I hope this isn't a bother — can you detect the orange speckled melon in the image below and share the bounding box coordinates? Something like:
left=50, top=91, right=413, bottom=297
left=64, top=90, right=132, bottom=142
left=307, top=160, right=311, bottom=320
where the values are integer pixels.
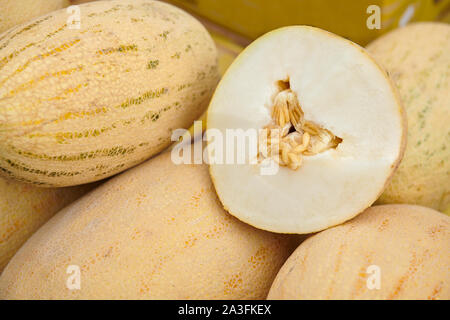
left=0, top=0, right=219, bottom=187
left=268, top=204, right=450, bottom=300
left=0, top=177, right=94, bottom=273
left=0, top=145, right=300, bottom=299
left=367, top=23, right=450, bottom=211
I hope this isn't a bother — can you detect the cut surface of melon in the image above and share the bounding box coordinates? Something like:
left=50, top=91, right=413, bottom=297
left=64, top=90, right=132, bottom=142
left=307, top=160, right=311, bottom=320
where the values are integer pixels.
left=207, top=26, right=406, bottom=234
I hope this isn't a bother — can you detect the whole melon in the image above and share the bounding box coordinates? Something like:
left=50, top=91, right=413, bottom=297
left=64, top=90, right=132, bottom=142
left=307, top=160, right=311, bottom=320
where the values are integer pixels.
left=0, top=177, right=94, bottom=273
left=268, top=204, right=450, bottom=300
left=0, top=0, right=219, bottom=187
left=0, top=0, right=70, bottom=34
left=366, top=23, right=450, bottom=211
left=0, top=145, right=299, bottom=299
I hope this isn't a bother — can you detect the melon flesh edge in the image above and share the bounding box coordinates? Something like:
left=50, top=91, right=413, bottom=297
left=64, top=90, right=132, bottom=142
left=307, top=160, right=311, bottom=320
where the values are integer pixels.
left=207, top=26, right=405, bottom=234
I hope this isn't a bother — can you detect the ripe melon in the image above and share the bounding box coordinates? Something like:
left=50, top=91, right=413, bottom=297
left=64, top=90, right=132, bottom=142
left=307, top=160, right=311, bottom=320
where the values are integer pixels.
left=0, top=0, right=219, bottom=187
left=367, top=23, right=450, bottom=212
left=0, top=0, right=70, bottom=34
left=0, top=145, right=300, bottom=299
left=0, top=177, right=94, bottom=273
left=267, top=204, right=450, bottom=300
left=207, top=26, right=406, bottom=234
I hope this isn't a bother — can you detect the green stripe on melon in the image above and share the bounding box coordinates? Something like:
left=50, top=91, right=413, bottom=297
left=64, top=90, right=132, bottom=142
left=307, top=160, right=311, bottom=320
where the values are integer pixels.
left=0, top=0, right=219, bottom=187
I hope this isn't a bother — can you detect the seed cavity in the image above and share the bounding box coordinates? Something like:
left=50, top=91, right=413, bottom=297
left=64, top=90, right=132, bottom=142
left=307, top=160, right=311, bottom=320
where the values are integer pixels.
left=258, top=80, right=342, bottom=170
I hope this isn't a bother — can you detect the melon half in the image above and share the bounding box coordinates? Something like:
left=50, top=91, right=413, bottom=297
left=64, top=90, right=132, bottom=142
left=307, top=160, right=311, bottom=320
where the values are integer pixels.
left=206, top=26, right=406, bottom=234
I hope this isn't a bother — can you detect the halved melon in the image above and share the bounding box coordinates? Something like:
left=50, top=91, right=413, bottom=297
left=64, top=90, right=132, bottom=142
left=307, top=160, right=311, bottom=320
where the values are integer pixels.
left=206, top=26, right=406, bottom=234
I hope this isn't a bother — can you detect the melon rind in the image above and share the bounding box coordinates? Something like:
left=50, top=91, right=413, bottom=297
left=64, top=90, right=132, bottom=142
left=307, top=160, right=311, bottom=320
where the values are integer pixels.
left=367, top=22, right=450, bottom=212
left=268, top=204, right=450, bottom=300
left=0, top=146, right=299, bottom=299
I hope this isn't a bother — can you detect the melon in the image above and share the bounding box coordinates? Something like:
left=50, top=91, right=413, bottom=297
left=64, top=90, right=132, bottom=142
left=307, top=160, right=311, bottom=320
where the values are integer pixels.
left=268, top=204, right=450, bottom=300
left=0, top=0, right=219, bottom=187
left=367, top=22, right=450, bottom=212
left=0, top=177, right=94, bottom=273
left=0, top=144, right=300, bottom=299
left=206, top=26, right=406, bottom=234
left=0, top=0, right=69, bottom=34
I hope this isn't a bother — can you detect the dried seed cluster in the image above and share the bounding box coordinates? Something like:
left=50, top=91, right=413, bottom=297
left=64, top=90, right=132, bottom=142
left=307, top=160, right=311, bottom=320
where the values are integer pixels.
left=258, top=89, right=341, bottom=170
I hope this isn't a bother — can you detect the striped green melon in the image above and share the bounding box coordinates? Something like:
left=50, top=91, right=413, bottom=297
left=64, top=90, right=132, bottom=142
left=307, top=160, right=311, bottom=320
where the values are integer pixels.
left=0, top=0, right=219, bottom=187
left=0, top=0, right=70, bottom=34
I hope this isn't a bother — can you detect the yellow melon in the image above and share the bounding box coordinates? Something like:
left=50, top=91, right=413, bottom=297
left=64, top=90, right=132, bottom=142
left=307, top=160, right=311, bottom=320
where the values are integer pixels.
left=0, top=177, right=94, bottom=273
left=0, top=0, right=219, bottom=187
left=367, top=22, right=450, bottom=211
left=0, top=145, right=300, bottom=299
left=268, top=204, right=449, bottom=300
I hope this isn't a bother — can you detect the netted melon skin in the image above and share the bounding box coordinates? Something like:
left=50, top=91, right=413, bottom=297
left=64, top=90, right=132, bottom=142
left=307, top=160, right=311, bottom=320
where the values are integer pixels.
left=268, top=204, right=450, bottom=300
left=367, top=23, right=450, bottom=212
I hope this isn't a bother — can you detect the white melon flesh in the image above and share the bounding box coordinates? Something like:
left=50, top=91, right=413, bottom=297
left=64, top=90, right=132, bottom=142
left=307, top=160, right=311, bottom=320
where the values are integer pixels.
left=207, top=26, right=406, bottom=234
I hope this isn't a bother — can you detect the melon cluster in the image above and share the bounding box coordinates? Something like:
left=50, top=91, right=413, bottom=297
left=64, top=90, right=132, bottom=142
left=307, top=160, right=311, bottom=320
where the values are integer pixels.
left=0, top=0, right=448, bottom=300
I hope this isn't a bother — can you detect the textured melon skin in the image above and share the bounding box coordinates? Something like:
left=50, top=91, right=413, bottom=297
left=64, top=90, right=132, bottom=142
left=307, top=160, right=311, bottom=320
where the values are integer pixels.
left=0, top=0, right=70, bottom=34
left=0, top=177, right=95, bottom=273
left=0, top=147, right=300, bottom=299
left=268, top=204, right=450, bottom=300
left=367, top=23, right=450, bottom=212
left=0, top=0, right=219, bottom=187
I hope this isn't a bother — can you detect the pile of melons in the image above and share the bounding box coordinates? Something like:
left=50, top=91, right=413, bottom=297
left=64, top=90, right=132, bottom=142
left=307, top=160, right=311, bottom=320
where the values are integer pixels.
left=0, top=0, right=447, bottom=300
